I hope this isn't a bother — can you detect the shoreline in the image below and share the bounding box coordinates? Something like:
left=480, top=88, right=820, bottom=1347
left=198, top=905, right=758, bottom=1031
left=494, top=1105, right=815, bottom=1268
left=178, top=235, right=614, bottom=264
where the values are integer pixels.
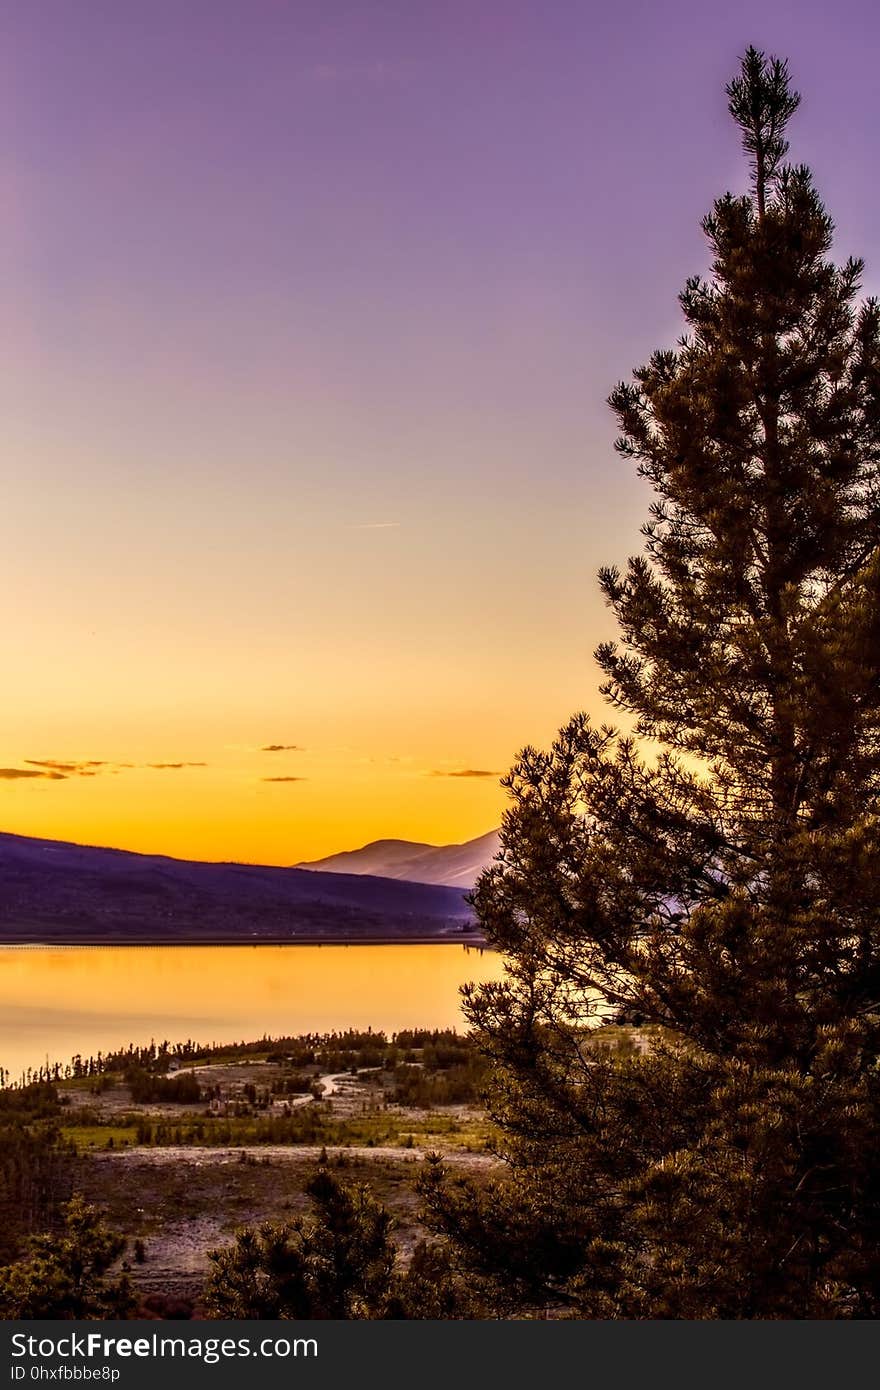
left=0, top=934, right=490, bottom=949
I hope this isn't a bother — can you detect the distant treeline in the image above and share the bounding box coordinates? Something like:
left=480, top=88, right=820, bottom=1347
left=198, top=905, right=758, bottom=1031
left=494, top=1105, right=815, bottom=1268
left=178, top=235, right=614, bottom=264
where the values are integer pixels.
left=1, top=1028, right=475, bottom=1090
left=124, top=1107, right=477, bottom=1149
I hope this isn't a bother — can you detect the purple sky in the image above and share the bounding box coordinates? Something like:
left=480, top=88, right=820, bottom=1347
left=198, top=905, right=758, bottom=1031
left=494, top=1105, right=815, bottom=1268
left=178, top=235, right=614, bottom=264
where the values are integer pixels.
left=1, top=0, right=878, bottom=862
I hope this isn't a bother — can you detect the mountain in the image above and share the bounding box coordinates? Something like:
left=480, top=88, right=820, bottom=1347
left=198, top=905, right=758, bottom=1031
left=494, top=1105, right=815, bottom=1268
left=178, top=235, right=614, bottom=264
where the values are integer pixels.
left=297, top=829, right=501, bottom=889
left=0, top=832, right=477, bottom=944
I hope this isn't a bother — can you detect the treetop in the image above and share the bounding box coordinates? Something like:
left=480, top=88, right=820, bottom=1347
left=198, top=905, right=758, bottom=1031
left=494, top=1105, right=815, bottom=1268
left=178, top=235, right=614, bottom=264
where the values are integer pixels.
left=726, top=46, right=802, bottom=216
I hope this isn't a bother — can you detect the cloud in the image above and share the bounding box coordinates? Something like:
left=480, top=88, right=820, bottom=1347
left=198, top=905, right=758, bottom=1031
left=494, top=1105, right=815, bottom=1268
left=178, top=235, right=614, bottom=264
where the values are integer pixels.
left=261, top=745, right=303, bottom=753
left=6, top=756, right=209, bottom=781
left=25, top=759, right=108, bottom=777
left=429, top=768, right=500, bottom=779
left=0, top=767, right=67, bottom=781
left=262, top=776, right=308, bottom=783
left=147, top=763, right=207, bottom=770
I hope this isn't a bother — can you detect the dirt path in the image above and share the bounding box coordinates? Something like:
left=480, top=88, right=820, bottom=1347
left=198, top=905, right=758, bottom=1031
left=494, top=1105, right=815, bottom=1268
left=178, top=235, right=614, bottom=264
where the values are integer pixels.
left=289, top=1071, right=349, bottom=1105
left=90, top=1142, right=495, bottom=1170
left=164, top=1063, right=389, bottom=1107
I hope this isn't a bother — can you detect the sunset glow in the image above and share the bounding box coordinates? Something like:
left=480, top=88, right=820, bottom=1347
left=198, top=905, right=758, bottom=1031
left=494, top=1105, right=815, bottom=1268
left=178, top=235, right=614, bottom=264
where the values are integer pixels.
left=3, top=1, right=876, bottom=864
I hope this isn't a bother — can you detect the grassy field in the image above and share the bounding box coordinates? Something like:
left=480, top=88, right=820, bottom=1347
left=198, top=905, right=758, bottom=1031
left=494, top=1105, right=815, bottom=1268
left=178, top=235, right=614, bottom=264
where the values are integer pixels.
left=60, top=1124, right=140, bottom=1151
left=61, top=1109, right=493, bottom=1153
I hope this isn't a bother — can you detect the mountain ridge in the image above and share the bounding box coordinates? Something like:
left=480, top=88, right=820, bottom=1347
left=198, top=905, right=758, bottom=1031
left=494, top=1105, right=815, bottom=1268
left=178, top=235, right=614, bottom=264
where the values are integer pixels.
left=0, top=831, right=478, bottom=944
left=297, top=829, right=501, bottom=889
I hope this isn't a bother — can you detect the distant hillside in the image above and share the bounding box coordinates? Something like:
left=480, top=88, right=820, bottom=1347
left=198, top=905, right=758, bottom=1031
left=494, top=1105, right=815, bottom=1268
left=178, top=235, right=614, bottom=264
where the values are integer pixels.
left=0, top=832, right=477, bottom=944
left=297, top=829, right=501, bottom=889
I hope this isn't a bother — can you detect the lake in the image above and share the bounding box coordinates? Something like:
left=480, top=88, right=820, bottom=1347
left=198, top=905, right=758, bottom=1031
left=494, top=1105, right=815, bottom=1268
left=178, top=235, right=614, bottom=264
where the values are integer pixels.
left=0, top=943, right=507, bottom=1081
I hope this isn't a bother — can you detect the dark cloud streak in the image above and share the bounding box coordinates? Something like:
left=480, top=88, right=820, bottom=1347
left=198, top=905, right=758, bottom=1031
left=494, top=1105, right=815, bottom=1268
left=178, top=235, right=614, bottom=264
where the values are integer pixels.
left=25, top=759, right=108, bottom=776
left=0, top=767, right=66, bottom=781
left=429, top=768, right=500, bottom=779
left=147, top=763, right=207, bottom=770
left=11, top=758, right=209, bottom=779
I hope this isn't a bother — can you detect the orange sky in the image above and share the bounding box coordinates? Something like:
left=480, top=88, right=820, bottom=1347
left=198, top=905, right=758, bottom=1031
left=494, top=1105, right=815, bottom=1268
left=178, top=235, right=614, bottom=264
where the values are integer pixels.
left=0, top=537, right=624, bottom=863
left=1, top=434, right=636, bottom=862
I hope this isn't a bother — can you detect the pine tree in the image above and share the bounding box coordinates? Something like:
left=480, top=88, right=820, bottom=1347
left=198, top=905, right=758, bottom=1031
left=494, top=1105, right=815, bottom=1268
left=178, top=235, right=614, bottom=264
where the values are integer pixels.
left=0, top=1196, right=134, bottom=1319
left=205, top=1165, right=396, bottom=1319
left=422, top=48, right=880, bottom=1319
left=204, top=1163, right=472, bottom=1319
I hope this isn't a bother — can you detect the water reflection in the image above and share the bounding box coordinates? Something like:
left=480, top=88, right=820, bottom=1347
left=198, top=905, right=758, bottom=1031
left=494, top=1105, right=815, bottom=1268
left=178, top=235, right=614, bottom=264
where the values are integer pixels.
left=0, top=943, right=505, bottom=1080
